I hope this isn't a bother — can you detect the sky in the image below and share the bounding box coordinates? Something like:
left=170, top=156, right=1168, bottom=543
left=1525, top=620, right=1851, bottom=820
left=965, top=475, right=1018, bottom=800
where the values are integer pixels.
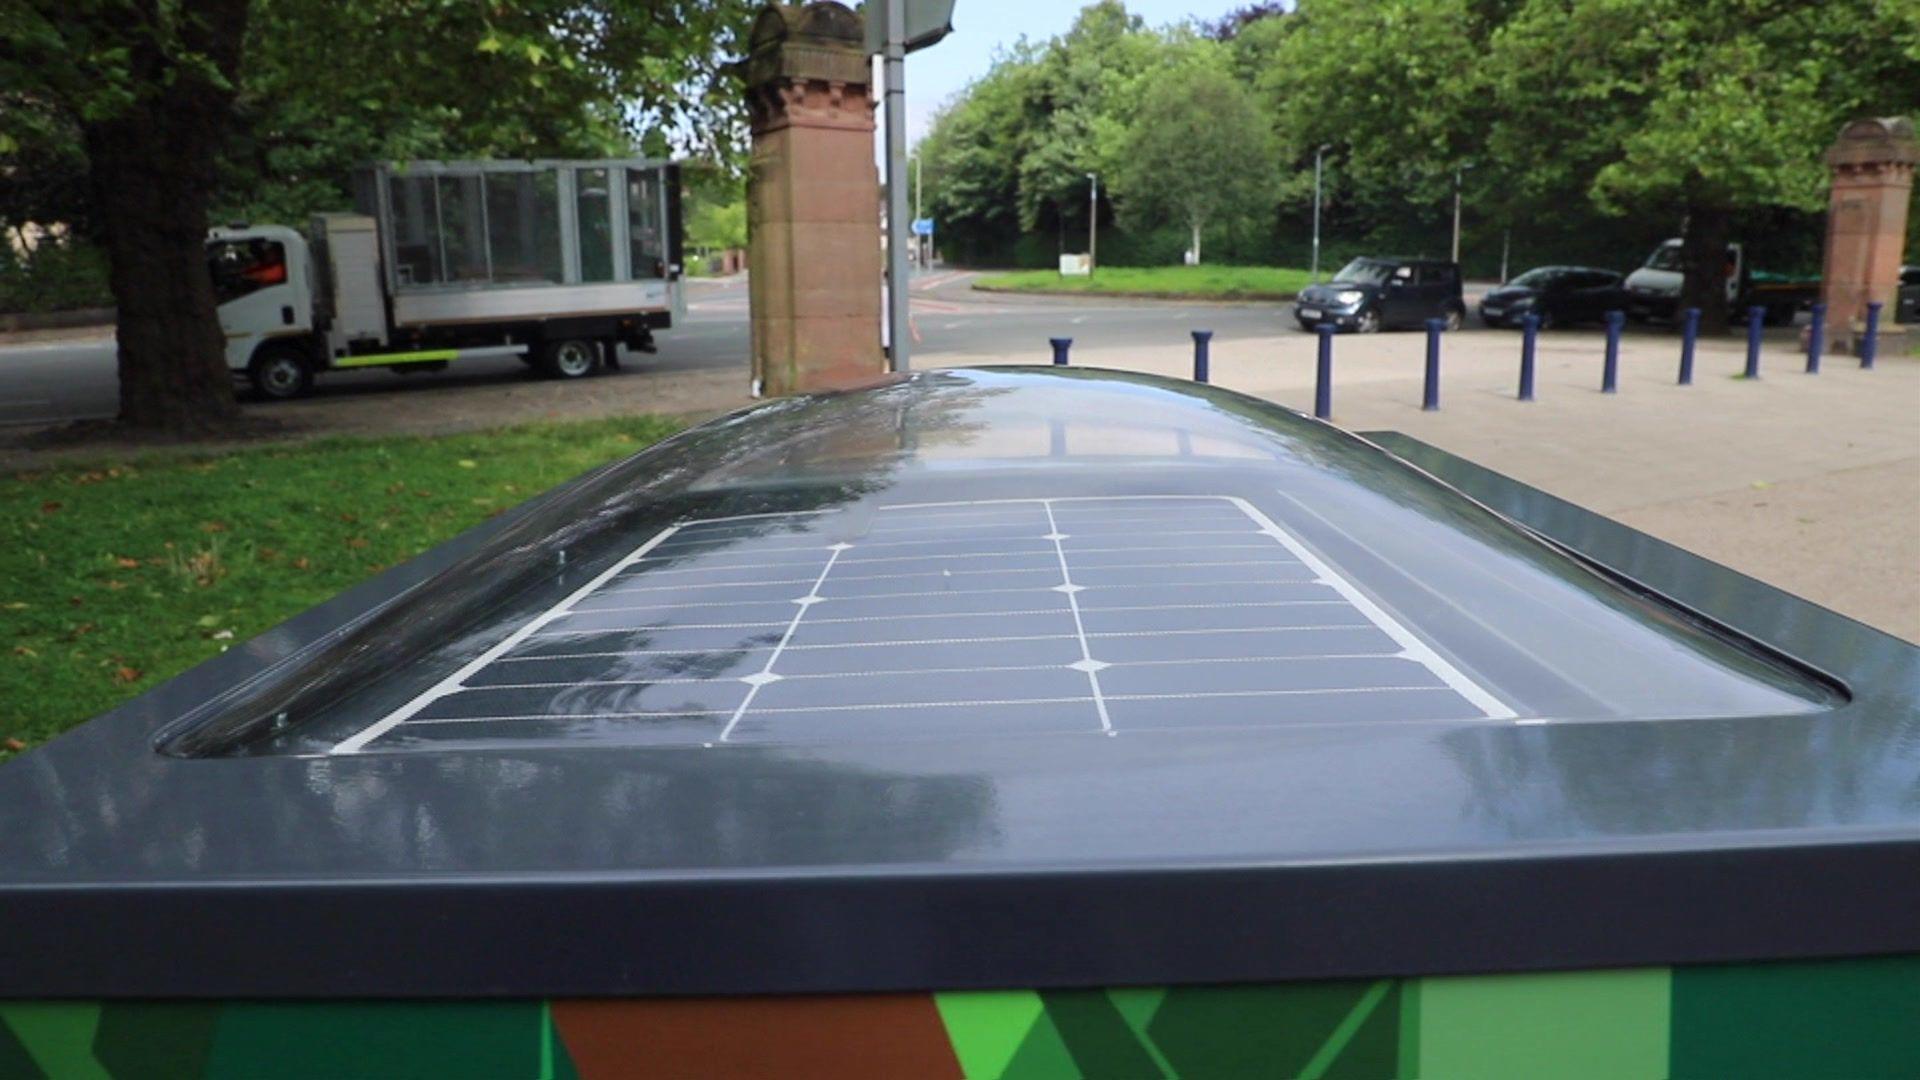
left=891, top=0, right=1256, bottom=147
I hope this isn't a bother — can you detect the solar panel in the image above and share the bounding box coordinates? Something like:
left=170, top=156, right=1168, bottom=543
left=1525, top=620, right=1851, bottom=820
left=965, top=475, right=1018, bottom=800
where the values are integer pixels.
left=334, top=496, right=1513, bottom=754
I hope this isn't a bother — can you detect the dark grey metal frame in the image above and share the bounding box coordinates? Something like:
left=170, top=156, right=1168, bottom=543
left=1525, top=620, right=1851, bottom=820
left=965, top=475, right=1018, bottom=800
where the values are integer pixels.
left=0, top=413, right=1913, bottom=999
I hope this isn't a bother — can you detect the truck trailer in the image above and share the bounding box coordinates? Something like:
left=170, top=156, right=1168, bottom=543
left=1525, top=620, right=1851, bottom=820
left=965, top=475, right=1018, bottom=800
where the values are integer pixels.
left=207, top=159, right=684, bottom=399
left=1621, top=238, right=1819, bottom=326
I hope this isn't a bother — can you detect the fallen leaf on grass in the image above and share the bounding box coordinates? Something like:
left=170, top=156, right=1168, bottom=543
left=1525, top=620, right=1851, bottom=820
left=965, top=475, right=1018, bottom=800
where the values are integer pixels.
left=457, top=459, right=478, bottom=469
left=40, top=501, right=61, bottom=514
left=3, top=738, right=24, bottom=752
left=212, top=629, right=234, bottom=641
left=200, top=521, right=229, bottom=533
left=3, top=602, right=27, bottom=610
left=114, top=556, right=141, bottom=569
left=345, top=537, right=369, bottom=550
left=292, top=557, right=311, bottom=570
left=12, top=646, right=37, bottom=658
left=113, top=665, right=142, bottom=683
left=338, top=512, right=359, bottom=524
left=195, top=614, right=221, bottom=628
left=104, top=580, right=126, bottom=591
left=257, top=547, right=280, bottom=562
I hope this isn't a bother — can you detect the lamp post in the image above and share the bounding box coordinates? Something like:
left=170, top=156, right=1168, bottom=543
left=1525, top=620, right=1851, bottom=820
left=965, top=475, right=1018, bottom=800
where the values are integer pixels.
left=1087, top=172, right=1098, bottom=272
left=1450, top=163, right=1473, bottom=265
left=882, top=0, right=910, bottom=372
left=913, top=153, right=923, bottom=270
left=1312, top=144, right=1330, bottom=282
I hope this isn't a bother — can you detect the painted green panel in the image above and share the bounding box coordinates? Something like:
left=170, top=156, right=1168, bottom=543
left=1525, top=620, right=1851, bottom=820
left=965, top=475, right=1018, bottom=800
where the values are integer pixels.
left=1041, top=990, right=1166, bottom=1079
left=0, top=1004, right=106, bottom=1080
left=1104, top=988, right=1167, bottom=1043
left=1147, top=981, right=1383, bottom=1079
left=1415, top=968, right=1669, bottom=1080
left=0, top=1017, right=47, bottom=1080
left=1670, top=954, right=1920, bottom=1079
left=92, top=1003, right=220, bottom=1079
left=1313, top=982, right=1399, bottom=1080
left=937, top=991, right=1047, bottom=1080
left=203, top=1002, right=543, bottom=1080
left=998, top=1011, right=1082, bottom=1080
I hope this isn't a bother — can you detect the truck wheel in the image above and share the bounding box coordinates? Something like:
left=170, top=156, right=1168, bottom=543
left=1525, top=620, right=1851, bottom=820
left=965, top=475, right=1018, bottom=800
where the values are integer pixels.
left=248, top=344, right=314, bottom=401
left=541, top=339, right=600, bottom=379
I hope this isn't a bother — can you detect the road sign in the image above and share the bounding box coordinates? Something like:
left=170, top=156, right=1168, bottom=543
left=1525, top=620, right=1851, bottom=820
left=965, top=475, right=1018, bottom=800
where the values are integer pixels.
left=864, top=0, right=955, bottom=55
left=912, top=218, right=934, bottom=237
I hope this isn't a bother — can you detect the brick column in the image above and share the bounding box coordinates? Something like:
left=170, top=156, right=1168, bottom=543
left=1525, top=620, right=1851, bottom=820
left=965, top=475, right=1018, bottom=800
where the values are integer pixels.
left=744, top=2, right=886, bottom=396
left=1818, top=117, right=1915, bottom=354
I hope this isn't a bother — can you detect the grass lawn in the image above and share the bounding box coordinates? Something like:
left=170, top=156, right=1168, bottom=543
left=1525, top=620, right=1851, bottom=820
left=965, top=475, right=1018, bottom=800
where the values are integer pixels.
left=0, top=415, right=684, bottom=759
left=973, top=265, right=1314, bottom=300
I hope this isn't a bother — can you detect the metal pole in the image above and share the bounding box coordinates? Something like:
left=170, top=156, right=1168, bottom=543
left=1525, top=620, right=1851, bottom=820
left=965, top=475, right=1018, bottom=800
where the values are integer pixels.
left=1450, top=166, right=1462, bottom=265
left=1423, top=318, right=1443, bottom=410
left=1602, top=310, right=1623, bottom=393
left=883, top=0, right=911, bottom=372
left=1312, top=146, right=1325, bottom=282
left=1499, top=228, right=1511, bottom=284
left=1087, top=173, right=1098, bottom=272
left=1679, top=307, right=1699, bottom=385
left=1191, top=330, right=1211, bottom=384
left=1314, top=324, right=1334, bottom=420
left=1805, top=302, right=1825, bottom=374
left=1862, top=301, right=1882, bottom=369
left=1050, top=337, right=1072, bottom=366
left=1744, top=305, right=1764, bottom=379
left=1518, top=314, right=1538, bottom=400
left=914, top=153, right=923, bottom=270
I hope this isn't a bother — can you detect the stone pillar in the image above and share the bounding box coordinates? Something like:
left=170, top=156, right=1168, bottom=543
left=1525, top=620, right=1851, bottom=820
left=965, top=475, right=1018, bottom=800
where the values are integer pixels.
left=1818, top=117, right=1916, bottom=354
left=743, top=2, right=886, bottom=396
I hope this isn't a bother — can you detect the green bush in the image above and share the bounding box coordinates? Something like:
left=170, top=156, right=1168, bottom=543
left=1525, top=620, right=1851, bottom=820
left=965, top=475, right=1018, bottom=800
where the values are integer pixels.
left=0, top=240, right=113, bottom=314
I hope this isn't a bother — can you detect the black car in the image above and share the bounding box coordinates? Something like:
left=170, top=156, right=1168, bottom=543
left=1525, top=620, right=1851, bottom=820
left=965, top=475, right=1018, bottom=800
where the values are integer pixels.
left=1294, top=257, right=1465, bottom=332
left=1478, top=266, right=1625, bottom=329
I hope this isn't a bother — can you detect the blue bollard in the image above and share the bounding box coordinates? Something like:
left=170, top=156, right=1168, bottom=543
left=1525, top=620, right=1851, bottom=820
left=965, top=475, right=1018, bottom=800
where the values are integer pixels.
left=1423, top=318, right=1443, bottom=411
left=1602, top=310, right=1624, bottom=393
left=1518, top=314, right=1538, bottom=401
left=1862, top=301, right=1882, bottom=369
left=1314, top=324, right=1334, bottom=420
left=1806, top=302, right=1825, bottom=374
left=1744, top=306, right=1765, bottom=378
left=1191, top=329, right=1212, bottom=384
left=1049, top=337, right=1072, bottom=366
left=1679, top=307, right=1700, bottom=385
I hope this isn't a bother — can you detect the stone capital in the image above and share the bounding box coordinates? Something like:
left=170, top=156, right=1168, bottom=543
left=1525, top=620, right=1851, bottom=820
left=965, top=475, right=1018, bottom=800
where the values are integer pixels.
left=744, top=3, right=872, bottom=135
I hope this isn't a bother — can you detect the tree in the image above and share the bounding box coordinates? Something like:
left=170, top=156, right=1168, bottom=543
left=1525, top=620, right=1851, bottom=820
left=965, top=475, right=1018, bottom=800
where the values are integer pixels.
left=1113, top=60, right=1276, bottom=263
left=1, top=0, right=754, bottom=434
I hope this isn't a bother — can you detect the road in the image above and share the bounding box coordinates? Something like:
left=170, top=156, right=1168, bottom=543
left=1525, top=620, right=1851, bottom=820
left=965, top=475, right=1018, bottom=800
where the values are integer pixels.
left=0, top=271, right=1492, bottom=427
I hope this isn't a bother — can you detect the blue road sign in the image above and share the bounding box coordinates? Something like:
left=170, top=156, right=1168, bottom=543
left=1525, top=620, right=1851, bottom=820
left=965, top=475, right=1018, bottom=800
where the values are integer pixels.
left=912, top=218, right=935, bottom=237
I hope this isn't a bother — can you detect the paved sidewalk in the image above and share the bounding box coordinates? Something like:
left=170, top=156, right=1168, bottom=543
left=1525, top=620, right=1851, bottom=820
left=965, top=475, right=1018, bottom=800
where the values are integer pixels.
left=932, top=329, right=1920, bottom=642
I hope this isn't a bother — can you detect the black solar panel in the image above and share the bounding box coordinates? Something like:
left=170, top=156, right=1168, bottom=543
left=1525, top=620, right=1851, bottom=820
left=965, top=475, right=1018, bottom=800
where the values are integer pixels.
left=335, top=496, right=1512, bottom=753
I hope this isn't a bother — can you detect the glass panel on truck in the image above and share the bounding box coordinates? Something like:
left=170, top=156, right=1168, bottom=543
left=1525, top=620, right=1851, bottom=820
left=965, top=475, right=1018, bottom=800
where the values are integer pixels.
left=387, top=175, right=444, bottom=286
left=484, top=172, right=564, bottom=285
left=627, top=169, right=664, bottom=279
left=576, top=167, right=616, bottom=283
left=208, top=238, right=287, bottom=305
left=436, top=175, right=488, bottom=283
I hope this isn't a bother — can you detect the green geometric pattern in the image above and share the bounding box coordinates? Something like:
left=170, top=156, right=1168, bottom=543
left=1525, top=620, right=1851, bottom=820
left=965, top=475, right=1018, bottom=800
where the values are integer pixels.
left=1, top=954, right=1916, bottom=1078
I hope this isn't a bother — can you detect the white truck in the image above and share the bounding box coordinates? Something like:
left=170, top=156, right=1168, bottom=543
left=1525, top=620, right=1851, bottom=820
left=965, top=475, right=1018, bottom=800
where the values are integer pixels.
left=207, top=159, right=683, bottom=399
left=1621, top=238, right=1818, bottom=327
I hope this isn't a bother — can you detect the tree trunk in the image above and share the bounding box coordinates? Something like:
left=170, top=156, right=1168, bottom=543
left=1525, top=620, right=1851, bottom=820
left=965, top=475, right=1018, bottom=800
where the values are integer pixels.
left=83, top=0, right=250, bottom=434
left=1679, top=202, right=1733, bottom=335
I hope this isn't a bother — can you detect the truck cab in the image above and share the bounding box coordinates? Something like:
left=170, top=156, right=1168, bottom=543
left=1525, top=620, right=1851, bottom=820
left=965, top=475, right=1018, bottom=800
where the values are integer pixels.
left=1622, top=239, right=1742, bottom=323
left=207, top=225, right=318, bottom=395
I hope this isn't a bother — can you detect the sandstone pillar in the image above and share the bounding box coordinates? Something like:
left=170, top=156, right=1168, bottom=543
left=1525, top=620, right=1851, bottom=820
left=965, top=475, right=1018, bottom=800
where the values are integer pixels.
left=1818, top=117, right=1915, bottom=354
left=744, top=2, right=886, bottom=396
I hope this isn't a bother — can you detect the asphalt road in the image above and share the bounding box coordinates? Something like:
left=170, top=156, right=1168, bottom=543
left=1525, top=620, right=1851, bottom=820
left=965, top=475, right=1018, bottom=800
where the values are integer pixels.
left=0, top=271, right=1495, bottom=428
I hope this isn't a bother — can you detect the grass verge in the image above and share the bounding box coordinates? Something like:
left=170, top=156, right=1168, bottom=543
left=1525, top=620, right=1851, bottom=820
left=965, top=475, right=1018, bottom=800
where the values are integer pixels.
left=0, top=415, right=683, bottom=758
left=973, top=265, right=1313, bottom=300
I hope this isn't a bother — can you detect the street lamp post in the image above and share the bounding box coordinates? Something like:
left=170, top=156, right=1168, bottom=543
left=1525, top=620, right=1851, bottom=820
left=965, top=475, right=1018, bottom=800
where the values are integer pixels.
left=882, top=0, right=910, bottom=372
left=913, top=153, right=923, bottom=269
left=1087, top=172, right=1098, bottom=272
left=1450, top=164, right=1473, bottom=265
left=1312, top=144, right=1331, bottom=282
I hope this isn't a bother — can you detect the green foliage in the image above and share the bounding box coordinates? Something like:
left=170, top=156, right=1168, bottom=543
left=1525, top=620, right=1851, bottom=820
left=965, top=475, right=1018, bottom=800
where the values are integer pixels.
left=0, top=414, right=684, bottom=757
left=0, top=239, right=111, bottom=314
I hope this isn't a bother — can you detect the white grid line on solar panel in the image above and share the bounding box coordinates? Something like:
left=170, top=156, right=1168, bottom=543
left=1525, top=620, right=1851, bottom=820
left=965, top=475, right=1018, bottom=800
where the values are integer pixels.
left=330, top=522, right=691, bottom=754
left=464, top=651, right=1409, bottom=690
left=857, top=513, right=1244, bottom=537
left=542, top=598, right=1347, bottom=622
left=717, top=543, right=846, bottom=742
left=590, top=565, right=1310, bottom=595
left=403, top=684, right=1456, bottom=726
left=874, top=495, right=1232, bottom=511
left=531, top=614, right=1369, bottom=643
left=497, top=624, right=1382, bottom=662
left=1044, top=500, right=1111, bottom=733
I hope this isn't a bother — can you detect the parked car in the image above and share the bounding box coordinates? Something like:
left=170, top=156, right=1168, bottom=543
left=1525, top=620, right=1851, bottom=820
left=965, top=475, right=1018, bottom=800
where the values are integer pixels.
left=1294, top=257, right=1465, bottom=333
left=1478, top=266, right=1625, bottom=329
left=1898, top=265, right=1918, bottom=324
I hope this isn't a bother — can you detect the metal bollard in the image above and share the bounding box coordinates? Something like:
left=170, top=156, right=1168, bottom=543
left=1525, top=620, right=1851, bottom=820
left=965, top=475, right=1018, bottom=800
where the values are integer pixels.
left=1744, top=306, right=1765, bottom=378
left=1518, top=314, right=1538, bottom=401
left=1806, top=303, right=1825, bottom=374
left=1602, top=310, right=1624, bottom=393
left=1863, top=301, right=1882, bottom=369
left=1049, top=337, right=1072, bottom=366
left=1314, top=324, right=1334, bottom=420
left=1191, top=329, right=1212, bottom=384
left=1679, top=307, right=1700, bottom=385
left=1422, top=318, right=1443, bottom=411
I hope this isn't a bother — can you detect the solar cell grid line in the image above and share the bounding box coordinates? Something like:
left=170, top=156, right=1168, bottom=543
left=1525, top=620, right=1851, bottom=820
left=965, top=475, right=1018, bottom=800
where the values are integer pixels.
left=713, top=541, right=849, bottom=743
left=330, top=522, right=686, bottom=754
left=1043, top=500, right=1114, bottom=734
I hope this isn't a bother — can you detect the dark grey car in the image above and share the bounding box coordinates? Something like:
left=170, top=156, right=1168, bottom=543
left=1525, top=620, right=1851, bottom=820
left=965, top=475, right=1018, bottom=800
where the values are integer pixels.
left=1294, top=257, right=1466, bottom=333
